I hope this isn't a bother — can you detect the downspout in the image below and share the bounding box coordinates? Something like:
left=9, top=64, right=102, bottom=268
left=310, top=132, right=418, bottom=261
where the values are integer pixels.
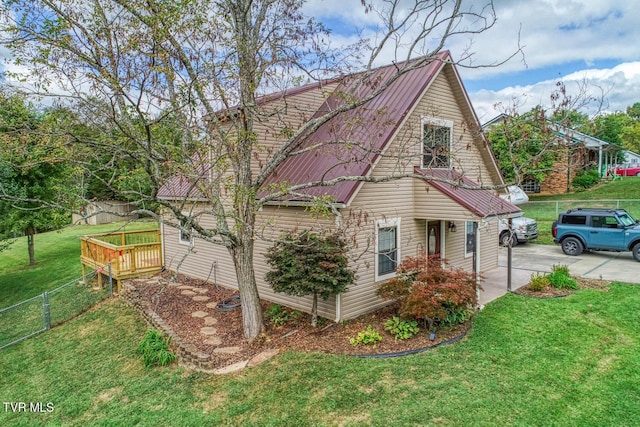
left=333, top=207, right=343, bottom=323
left=473, top=221, right=480, bottom=286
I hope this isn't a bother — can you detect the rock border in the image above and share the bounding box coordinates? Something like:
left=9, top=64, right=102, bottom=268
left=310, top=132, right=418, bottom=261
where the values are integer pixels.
left=121, top=281, right=278, bottom=374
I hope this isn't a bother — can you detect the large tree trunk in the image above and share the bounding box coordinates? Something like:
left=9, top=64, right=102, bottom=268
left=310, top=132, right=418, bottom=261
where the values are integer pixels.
left=231, top=227, right=264, bottom=341
left=26, top=226, right=36, bottom=266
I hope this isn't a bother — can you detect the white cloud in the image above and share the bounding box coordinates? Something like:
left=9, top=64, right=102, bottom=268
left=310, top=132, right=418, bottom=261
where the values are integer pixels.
left=470, top=62, right=640, bottom=122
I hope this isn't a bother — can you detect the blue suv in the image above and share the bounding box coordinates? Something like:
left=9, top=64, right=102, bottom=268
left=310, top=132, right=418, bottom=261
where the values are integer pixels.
left=552, top=208, right=640, bottom=262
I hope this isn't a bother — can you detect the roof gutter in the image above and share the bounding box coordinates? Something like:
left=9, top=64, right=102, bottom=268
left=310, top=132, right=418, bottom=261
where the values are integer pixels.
left=263, top=200, right=347, bottom=209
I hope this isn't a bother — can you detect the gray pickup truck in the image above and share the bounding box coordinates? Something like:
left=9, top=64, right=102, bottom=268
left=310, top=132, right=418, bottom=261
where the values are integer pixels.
left=552, top=208, right=640, bottom=261
left=498, top=186, right=538, bottom=247
left=499, top=217, right=538, bottom=247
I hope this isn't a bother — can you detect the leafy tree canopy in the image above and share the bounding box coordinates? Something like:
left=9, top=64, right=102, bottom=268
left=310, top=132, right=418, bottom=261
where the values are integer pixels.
left=0, top=91, right=72, bottom=264
left=485, top=107, right=560, bottom=185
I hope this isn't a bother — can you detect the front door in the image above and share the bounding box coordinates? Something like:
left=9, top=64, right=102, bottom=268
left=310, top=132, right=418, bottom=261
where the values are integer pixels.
left=427, top=221, right=441, bottom=259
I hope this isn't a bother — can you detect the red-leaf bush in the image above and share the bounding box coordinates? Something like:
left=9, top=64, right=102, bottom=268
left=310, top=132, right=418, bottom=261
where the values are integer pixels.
left=377, top=254, right=480, bottom=330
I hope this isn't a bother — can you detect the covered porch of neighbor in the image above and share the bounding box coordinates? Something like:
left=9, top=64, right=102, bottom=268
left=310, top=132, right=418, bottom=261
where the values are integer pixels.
left=80, top=229, right=163, bottom=291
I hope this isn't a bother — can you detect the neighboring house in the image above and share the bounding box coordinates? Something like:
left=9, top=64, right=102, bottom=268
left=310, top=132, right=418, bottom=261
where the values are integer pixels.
left=158, top=52, right=520, bottom=322
left=622, top=150, right=640, bottom=164
left=483, top=114, right=629, bottom=194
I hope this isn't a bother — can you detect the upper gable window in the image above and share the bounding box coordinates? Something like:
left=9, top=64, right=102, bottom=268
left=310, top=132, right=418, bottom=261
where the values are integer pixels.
left=422, top=117, right=453, bottom=169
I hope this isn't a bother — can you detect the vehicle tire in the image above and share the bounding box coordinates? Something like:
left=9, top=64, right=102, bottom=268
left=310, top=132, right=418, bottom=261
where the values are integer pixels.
left=636, top=171, right=640, bottom=177
left=500, top=231, right=518, bottom=247
left=561, top=237, right=583, bottom=256
left=633, top=243, right=640, bottom=262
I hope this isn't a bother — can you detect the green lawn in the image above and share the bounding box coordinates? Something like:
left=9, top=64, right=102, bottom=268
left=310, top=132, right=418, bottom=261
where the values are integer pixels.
left=0, top=221, right=158, bottom=309
left=1, top=285, right=639, bottom=426
left=2, top=186, right=640, bottom=425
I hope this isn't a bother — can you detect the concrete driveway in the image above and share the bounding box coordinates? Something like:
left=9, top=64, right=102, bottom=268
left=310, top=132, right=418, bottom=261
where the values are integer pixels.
left=480, top=244, right=639, bottom=305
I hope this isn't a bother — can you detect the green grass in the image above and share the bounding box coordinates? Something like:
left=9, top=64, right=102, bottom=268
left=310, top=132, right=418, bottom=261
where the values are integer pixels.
left=1, top=199, right=640, bottom=425
left=520, top=179, right=640, bottom=245
left=529, top=177, right=640, bottom=201
left=0, top=221, right=158, bottom=309
left=1, top=285, right=640, bottom=426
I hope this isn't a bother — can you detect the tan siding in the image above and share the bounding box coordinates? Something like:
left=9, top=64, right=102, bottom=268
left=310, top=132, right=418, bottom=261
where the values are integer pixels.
left=478, top=221, right=499, bottom=272
left=338, top=178, right=417, bottom=319
left=338, top=70, right=503, bottom=320
left=250, top=83, right=340, bottom=177
left=162, top=204, right=342, bottom=320
left=162, top=66, right=504, bottom=322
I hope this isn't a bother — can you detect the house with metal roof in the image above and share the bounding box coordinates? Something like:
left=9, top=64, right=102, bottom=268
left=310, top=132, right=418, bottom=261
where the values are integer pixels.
left=483, top=114, right=636, bottom=194
left=158, top=52, right=520, bottom=321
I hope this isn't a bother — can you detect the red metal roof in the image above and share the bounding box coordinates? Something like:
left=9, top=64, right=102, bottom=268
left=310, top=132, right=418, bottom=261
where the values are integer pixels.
left=260, top=52, right=451, bottom=204
left=157, top=153, right=209, bottom=200
left=416, top=168, right=521, bottom=218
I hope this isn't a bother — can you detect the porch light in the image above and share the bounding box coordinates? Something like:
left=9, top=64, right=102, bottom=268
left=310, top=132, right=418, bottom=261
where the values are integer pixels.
left=448, top=221, right=457, bottom=232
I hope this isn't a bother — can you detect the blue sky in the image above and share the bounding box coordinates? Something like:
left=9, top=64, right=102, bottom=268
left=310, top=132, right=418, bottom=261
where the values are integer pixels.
left=305, top=0, right=640, bottom=122
left=2, top=1, right=639, bottom=124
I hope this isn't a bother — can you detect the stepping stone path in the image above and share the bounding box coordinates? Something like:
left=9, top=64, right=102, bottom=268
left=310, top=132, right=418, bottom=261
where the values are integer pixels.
left=186, top=289, right=228, bottom=352
left=213, top=346, right=241, bottom=354
left=200, top=327, right=218, bottom=335
left=204, top=337, right=222, bottom=346
left=191, top=311, right=209, bottom=318
left=182, top=284, right=268, bottom=374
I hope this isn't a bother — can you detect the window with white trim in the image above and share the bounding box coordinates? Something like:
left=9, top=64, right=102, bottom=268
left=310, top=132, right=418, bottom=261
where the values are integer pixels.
left=422, top=117, right=453, bottom=169
left=465, top=221, right=475, bottom=257
left=376, top=218, right=400, bottom=280
left=179, top=218, right=193, bottom=245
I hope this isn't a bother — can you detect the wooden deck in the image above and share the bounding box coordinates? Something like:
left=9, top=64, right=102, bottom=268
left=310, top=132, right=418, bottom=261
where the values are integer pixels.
left=80, top=229, right=162, bottom=291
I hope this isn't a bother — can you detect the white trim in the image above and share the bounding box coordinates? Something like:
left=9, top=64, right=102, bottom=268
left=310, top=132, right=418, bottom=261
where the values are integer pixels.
left=178, top=214, right=194, bottom=246
left=475, top=223, right=481, bottom=284
left=421, top=116, right=454, bottom=169
left=421, top=116, right=454, bottom=128
left=375, top=217, right=401, bottom=282
left=440, top=220, right=446, bottom=261
left=464, top=220, right=474, bottom=258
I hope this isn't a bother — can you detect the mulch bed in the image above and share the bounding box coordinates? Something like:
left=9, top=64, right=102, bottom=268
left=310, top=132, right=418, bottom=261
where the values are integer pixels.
left=130, top=272, right=472, bottom=369
left=130, top=273, right=612, bottom=370
left=512, top=276, right=611, bottom=298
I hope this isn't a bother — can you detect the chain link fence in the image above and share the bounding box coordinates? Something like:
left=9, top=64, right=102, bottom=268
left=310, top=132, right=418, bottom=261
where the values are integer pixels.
left=0, top=266, right=113, bottom=350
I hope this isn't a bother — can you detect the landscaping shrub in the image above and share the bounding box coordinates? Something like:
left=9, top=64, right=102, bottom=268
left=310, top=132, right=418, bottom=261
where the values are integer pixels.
left=264, top=304, right=298, bottom=326
left=137, top=329, right=177, bottom=367
left=572, top=168, right=600, bottom=190
left=548, top=264, right=579, bottom=290
left=384, top=316, right=419, bottom=340
left=377, top=254, right=479, bottom=331
left=349, top=325, right=382, bottom=346
left=265, top=230, right=355, bottom=327
left=529, top=272, right=551, bottom=291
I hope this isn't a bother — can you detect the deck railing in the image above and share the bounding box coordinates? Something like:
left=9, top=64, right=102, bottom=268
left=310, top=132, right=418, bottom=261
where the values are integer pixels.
left=80, top=229, right=162, bottom=290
